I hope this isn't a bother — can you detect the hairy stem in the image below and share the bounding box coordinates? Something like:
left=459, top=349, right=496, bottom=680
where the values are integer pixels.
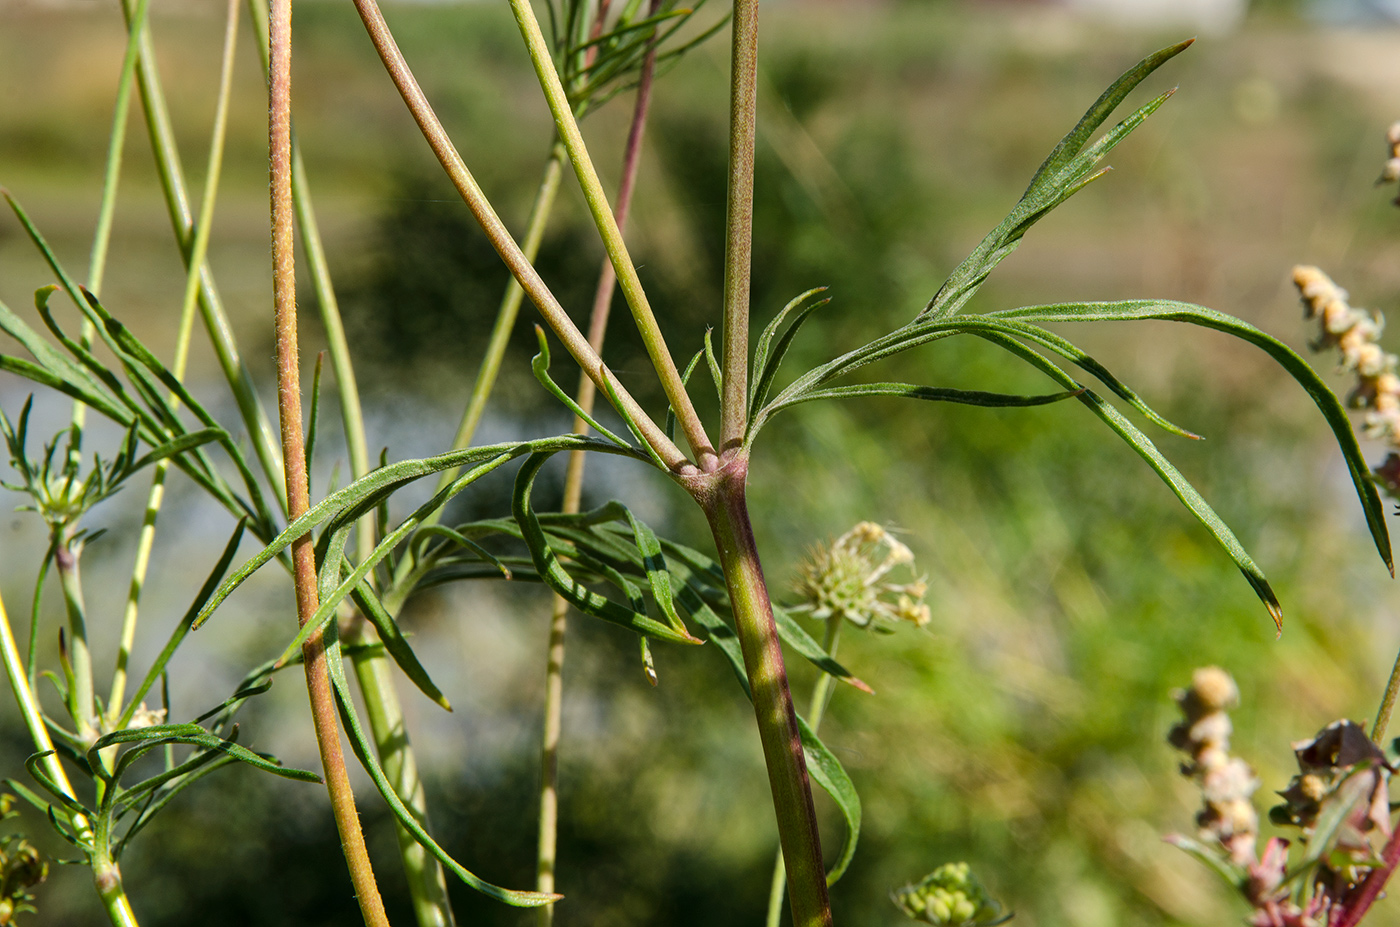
left=269, top=2, right=388, bottom=923
left=350, top=0, right=689, bottom=471
left=248, top=3, right=452, bottom=918
left=536, top=25, right=661, bottom=920
left=765, top=616, right=841, bottom=927
left=694, top=462, right=831, bottom=927
left=719, top=0, right=758, bottom=453
left=506, top=0, right=715, bottom=470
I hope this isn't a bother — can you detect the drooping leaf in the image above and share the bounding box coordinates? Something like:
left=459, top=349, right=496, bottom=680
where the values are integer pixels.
left=991, top=298, right=1392, bottom=574
left=976, top=329, right=1284, bottom=631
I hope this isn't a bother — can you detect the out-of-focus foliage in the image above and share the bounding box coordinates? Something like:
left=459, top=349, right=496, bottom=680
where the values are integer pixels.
left=4, top=2, right=1400, bottom=926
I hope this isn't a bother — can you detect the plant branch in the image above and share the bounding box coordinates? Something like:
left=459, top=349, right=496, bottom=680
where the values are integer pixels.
left=436, top=141, right=566, bottom=494
left=719, top=0, right=758, bottom=453
left=349, top=0, right=690, bottom=472
left=694, top=462, right=831, bottom=927
left=1371, top=646, right=1400, bottom=744
left=268, top=3, right=388, bottom=923
left=537, top=22, right=661, bottom=921
left=114, top=0, right=287, bottom=506
left=506, top=0, right=716, bottom=470
left=109, top=0, right=240, bottom=724
left=765, top=615, right=841, bottom=927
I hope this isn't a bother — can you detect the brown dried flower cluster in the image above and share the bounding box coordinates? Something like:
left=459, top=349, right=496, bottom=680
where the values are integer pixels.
left=1168, top=666, right=1260, bottom=865
left=1380, top=121, right=1400, bottom=206
left=1292, top=265, right=1400, bottom=494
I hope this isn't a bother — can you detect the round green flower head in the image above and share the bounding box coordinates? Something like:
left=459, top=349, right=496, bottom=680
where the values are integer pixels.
left=892, top=862, right=1010, bottom=927
left=791, top=522, right=930, bottom=630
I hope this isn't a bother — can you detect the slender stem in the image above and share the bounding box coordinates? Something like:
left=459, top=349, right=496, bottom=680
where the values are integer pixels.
left=115, top=0, right=287, bottom=506
left=68, top=0, right=153, bottom=472
left=1335, top=822, right=1400, bottom=927
left=1371, top=644, right=1400, bottom=744
left=506, top=0, right=716, bottom=470
left=694, top=462, right=831, bottom=927
left=244, top=4, right=451, bottom=921
left=93, top=853, right=141, bottom=927
left=719, top=0, right=758, bottom=453
left=765, top=616, right=841, bottom=927
left=350, top=0, right=689, bottom=472
left=0, top=588, right=85, bottom=806
left=435, top=142, right=566, bottom=495
left=109, top=0, right=240, bottom=724
left=54, top=539, right=97, bottom=743
left=88, top=0, right=152, bottom=299
left=536, top=28, right=662, bottom=921
left=353, top=650, right=456, bottom=927
left=4, top=585, right=139, bottom=925
left=269, top=2, right=388, bottom=923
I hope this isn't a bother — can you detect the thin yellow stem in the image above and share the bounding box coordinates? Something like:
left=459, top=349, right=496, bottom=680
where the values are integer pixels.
left=108, top=0, right=240, bottom=724
left=506, top=0, right=716, bottom=470
left=350, top=0, right=690, bottom=473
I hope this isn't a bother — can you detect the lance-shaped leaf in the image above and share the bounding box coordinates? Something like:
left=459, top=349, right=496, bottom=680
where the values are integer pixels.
left=748, top=288, right=830, bottom=424
left=976, top=329, right=1284, bottom=631
left=796, top=714, right=861, bottom=885
left=87, top=723, right=320, bottom=786
left=513, top=451, right=700, bottom=644
left=990, top=298, right=1393, bottom=574
left=194, top=436, right=646, bottom=628
left=921, top=40, right=1190, bottom=321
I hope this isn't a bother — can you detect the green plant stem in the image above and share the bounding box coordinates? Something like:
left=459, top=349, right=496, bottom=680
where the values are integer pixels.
left=108, top=0, right=240, bottom=725
left=436, top=141, right=566, bottom=495
left=248, top=3, right=450, bottom=917
left=765, top=616, right=841, bottom=927
left=536, top=30, right=661, bottom=920
left=114, top=0, right=287, bottom=506
left=506, top=0, right=716, bottom=470
left=3, top=586, right=140, bottom=926
left=268, top=1, right=388, bottom=922
left=1371, top=645, right=1400, bottom=743
left=54, top=539, right=97, bottom=744
left=350, top=0, right=689, bottom=472
left=692, top=461, right=831, bottom=927
left=67, top=0, right=153, bottom=472
left=353, top=650, right=456, bottom=927
left=718, top=0, right=758, bottom=453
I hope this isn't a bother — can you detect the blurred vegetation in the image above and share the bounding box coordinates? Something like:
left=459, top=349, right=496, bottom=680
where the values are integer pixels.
left=3, top=1, right=1400, bottom=926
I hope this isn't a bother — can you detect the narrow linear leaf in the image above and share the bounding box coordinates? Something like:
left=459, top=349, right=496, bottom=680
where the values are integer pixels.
left=531, top=326, right=630, bottom=447
left=991, top=299, right=1393, bottom=574
left=977, top=330, right=1284, bottom=631
left=766, top=382, right=1079, bottom=415
left=513, top=452, right=700, bottom=644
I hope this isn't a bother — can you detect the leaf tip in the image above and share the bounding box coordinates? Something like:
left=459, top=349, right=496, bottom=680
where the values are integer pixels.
left=846, top=676, right=875, bottom=695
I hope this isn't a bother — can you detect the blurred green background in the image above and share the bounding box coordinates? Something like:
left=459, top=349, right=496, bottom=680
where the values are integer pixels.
left=3, top=0, right=1400, bottom=924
